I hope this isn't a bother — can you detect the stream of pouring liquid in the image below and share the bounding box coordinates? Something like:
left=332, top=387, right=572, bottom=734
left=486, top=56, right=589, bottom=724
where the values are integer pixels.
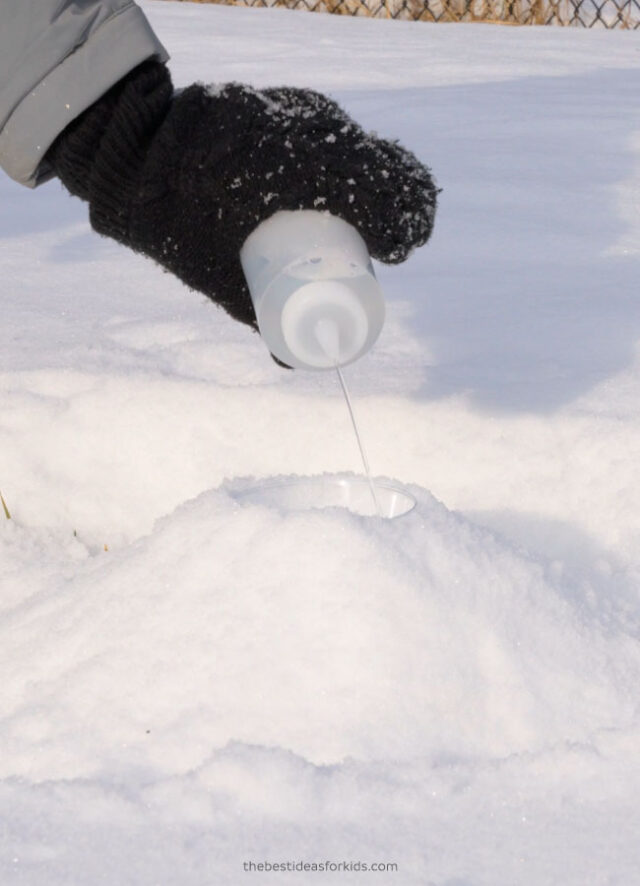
left=315, top=319, right=382, bottom=517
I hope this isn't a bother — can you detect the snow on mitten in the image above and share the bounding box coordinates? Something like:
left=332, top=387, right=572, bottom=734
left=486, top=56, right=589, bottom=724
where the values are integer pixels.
left=48, top=60, right=438, bottom=331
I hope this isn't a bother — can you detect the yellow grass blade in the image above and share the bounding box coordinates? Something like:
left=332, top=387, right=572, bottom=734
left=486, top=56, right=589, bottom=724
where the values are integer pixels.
left=0, top=491, right=11, bottom=520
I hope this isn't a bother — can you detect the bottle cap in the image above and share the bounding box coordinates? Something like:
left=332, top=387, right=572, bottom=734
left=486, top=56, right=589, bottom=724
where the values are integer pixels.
left=280, top=281, right=369, bottom=369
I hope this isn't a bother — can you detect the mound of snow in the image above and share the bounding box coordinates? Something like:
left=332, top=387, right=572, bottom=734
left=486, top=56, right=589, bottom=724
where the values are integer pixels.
left=2, top=475, right=638, bottom=782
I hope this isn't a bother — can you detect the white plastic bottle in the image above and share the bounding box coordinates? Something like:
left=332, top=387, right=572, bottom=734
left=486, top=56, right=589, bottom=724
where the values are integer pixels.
left=240, top=210, right=385, bottom=370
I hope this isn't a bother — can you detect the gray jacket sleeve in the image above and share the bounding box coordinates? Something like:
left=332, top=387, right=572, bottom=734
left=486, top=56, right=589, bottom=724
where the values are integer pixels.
left=0, top=1, right=168, bottom=188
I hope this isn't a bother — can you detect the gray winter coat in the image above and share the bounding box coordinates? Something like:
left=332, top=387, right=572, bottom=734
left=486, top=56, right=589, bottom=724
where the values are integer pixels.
left=0, top=0, right=168, bottom=187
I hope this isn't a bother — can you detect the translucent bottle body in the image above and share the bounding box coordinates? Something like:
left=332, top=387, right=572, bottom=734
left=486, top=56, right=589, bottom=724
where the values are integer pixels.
left=240, top=210, right=385, bottom=370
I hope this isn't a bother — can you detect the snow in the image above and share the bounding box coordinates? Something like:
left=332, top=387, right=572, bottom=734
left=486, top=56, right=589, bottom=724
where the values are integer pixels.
left=1, top=2, right=640, bottom=883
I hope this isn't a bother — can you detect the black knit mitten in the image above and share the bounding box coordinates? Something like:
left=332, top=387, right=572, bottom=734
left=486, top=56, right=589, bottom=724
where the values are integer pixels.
left=48, top=61, right=438, bottom=331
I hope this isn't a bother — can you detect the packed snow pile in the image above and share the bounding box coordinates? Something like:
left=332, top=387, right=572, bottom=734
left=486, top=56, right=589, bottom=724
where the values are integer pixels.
left=1, top=2, right=640, bottom=884
left=3, top=477, right=638, bottom=785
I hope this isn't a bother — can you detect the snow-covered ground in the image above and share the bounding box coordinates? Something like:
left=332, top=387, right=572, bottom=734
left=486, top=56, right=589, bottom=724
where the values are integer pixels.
left=2, top=3, right=640, bottom=883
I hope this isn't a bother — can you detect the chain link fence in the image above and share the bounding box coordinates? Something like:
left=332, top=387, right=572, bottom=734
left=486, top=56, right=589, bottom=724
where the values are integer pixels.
left=175, top=0, right=640, bottom=27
